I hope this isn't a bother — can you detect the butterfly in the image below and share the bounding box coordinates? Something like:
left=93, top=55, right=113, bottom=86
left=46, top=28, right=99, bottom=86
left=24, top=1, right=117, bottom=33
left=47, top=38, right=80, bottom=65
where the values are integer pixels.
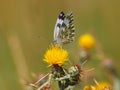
left=53, top=11, right=75, bottom=45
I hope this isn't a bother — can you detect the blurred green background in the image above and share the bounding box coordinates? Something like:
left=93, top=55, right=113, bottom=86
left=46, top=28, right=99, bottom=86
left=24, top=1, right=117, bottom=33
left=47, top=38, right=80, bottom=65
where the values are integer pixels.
left=0, top=0, right=120, bottom=90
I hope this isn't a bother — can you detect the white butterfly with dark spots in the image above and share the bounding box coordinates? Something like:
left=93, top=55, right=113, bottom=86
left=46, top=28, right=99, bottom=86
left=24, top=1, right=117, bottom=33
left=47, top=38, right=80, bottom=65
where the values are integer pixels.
left=53, top=11, right=75, bottom=45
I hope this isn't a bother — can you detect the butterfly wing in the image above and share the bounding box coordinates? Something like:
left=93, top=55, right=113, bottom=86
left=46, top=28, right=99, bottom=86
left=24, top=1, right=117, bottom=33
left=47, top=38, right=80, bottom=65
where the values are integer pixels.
left=53, top=11, right=75, bottom=45
left=60, top=12, right=75, bottom=44
left=53, top=11, right=65, bottom=44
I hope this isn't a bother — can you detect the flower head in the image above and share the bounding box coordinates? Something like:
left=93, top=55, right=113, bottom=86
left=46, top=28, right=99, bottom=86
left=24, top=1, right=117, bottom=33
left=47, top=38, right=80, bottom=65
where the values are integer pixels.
left=96, top=82, right=112, bottom=90
left=83, top=85, right=96, bottom=90
left=44, top=45, right=68, bottom=66
left=78, top=34, right=95, bottom=50
left=83, top=82, right=112, bottom=90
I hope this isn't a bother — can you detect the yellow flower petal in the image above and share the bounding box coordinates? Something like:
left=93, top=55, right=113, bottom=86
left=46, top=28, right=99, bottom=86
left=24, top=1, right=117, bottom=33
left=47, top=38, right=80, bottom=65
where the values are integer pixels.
left=83, top=85, right=96, bottom=90
left=96, top=82, right=112, bottom=90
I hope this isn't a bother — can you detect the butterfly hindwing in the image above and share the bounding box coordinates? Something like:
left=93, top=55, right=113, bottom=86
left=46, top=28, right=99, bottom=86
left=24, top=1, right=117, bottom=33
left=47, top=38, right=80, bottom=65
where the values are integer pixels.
left=61, top=12, right=75, bottom=44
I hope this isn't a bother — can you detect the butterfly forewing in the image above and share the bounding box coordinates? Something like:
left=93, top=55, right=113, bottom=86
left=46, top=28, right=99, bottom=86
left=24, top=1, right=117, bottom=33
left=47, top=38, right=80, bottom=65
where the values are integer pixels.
left=53, top=12, right=65, bottom=44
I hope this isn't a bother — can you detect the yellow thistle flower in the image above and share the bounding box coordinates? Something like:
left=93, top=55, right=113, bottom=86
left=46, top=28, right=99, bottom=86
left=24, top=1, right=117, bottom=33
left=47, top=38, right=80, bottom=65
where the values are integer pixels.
left=96, top=82, right=112, bottom=90
left=83, top=85, right=96, bottom=90
left=78, top=34, right=95, bottom=50
left=83, top=82, right=112, bottom=90
left=44, top=45, right=68, bottom=66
